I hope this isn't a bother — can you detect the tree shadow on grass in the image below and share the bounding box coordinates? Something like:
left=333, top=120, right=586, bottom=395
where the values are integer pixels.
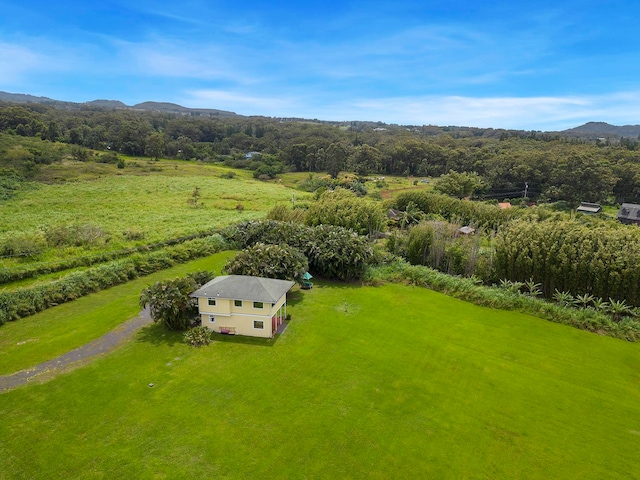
left=135, top=322, right=184, bottom=347
left=212, top=333, right=278, bottom=347
left=287, top=288, right=306, bottom=307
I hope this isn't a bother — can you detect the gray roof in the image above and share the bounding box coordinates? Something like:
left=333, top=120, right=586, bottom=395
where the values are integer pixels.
left=190, top=275, right=295, bottom=303
left=577, top=202, right=602, bottom=213
left=618, top=203, right=640, bottom=221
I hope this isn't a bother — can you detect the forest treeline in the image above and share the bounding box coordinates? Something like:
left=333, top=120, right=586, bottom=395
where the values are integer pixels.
left=2, top=102, right=640, bottom=205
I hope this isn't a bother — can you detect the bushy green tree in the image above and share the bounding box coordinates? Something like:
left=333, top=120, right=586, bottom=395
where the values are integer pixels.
left=139, top=271, right=214, bottom=330
left=222, top=220, right=374, bottom=281
left=224, top=243, right=308, bottom=283
left=433, top=170, right=485, bottom=198
left=307, top=224, right=373, bottom=281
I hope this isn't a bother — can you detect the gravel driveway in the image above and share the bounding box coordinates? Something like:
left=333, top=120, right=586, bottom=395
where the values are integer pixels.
left=0, top=307, right=152, bottom=393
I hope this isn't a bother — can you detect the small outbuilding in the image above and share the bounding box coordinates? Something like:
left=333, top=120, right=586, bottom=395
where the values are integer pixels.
left=457, top=226, right=475, bottom=235
left=618, top=203, right=640, bottom=226
left=190, top=275, right=295, bottom=338
left=577, top=202, right=602, bottom=214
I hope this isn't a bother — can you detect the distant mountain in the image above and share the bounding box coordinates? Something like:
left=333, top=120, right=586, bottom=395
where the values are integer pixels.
left=0, top=91, right=238, bottom=118
left=562, top=121, right=640, bottom=138
left=85, top=99, right=129, bottom=109
left=131, top=101, right=237, bottom=117
left=0, top=91, right=60, bottom=104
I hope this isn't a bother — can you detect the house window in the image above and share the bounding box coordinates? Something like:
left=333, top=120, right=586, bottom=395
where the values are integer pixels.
left=208, top=298, right=216, bottom=306
left=234, top=300, right=243, bottom=307
left=253, top=320, right=264, bottom=329
left=209, top=315, right=215, bottom=323
left=253, top=301, right=264, bottom=309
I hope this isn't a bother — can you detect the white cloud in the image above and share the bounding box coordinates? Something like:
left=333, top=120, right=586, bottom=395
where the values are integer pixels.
left=0, top=42, right=59, bottom=84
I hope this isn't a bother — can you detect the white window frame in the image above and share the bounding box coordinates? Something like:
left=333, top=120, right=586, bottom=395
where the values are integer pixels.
left=209, top=315, right=215, bottom=323
left=208, top=298, right=216, bottom=306
left=253, top=320, right=264, bottom=329
left=253, top=301, right=264, bottom=309
left=234, top=299, right=243, bottom=307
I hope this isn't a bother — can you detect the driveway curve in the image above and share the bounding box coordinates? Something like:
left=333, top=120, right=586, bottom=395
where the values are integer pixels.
left=0, top=308, right=152, bottom=393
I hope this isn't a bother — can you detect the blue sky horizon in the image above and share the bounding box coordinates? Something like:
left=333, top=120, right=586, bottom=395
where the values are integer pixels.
left=2, top=0, right=640, bottom=131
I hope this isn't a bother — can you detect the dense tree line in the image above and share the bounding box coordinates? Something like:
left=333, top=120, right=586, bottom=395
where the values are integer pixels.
left=3, top=102, right=640, bottom=204
left=494, top=219, right=640, bottom=306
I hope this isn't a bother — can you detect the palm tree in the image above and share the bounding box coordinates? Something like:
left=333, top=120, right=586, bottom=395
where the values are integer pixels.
left=608, top=299, right=632, bottom=322
left=524, top=278, right=542, bottom=297
left=553, top=289, right=574, bottom=307
left=573, top=293, right=595, bottom=309
left=592, top=297, right=609, bottom=313
left=399, top=201, right=423, bottom=230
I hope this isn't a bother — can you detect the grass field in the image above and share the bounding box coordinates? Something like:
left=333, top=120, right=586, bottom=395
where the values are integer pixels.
left=0, top=161, right=310, bottom=270
left=0, top=251, right=235, bottom=375
left=1, top=270, right=639, bottom=479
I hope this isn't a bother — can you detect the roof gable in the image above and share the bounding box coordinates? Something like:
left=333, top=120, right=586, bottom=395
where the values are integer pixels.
left=190, top=275, right=295, bottom=303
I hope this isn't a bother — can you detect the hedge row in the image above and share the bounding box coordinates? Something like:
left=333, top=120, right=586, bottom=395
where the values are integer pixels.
left=0, top=234, right=227, bottom=325
left=0, top=229, right=219, bottom=285
left=366, top=259, right=640, bottom=342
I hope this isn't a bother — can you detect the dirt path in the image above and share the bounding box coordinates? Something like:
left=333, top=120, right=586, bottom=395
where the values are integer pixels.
left=0, top=308, right=152, bottom=393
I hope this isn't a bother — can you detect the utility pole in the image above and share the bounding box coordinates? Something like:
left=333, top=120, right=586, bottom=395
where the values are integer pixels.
left=523, top=182, right=529, bottom=199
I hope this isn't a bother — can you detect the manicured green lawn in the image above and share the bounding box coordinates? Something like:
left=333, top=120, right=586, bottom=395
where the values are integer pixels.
left=0, top=251, right=235, bottom=375
left=1, top=281, right=640, bottom=478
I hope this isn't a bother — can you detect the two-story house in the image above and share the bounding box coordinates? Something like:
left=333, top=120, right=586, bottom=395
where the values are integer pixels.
left=190, top=275, right=295, bottom=338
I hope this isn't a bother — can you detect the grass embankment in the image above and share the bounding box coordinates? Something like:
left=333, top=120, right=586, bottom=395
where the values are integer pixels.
left=0, top=251, right=234, bottom=375
left=1, top=280, right=640, bottom=478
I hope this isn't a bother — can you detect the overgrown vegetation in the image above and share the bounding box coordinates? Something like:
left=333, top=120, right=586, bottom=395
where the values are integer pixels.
left=494, top=219, right=640, bottom=305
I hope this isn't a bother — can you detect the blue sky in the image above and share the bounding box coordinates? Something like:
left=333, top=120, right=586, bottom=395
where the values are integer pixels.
left=1, top=0, right=640, bottom=130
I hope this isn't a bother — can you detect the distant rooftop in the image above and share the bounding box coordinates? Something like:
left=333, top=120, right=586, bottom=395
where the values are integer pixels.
left=577, top=202, right=602, bottom=214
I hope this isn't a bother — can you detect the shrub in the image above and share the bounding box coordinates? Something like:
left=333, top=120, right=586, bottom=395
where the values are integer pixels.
left=266, top=204, right=307, bottom=223
left=305, top=189, right=386, bottom=237
left=44, top=223, right=109, bottom=247
left=1, top=232, right=46, bottom=258
left=184, top=326, right=212, bottom=347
